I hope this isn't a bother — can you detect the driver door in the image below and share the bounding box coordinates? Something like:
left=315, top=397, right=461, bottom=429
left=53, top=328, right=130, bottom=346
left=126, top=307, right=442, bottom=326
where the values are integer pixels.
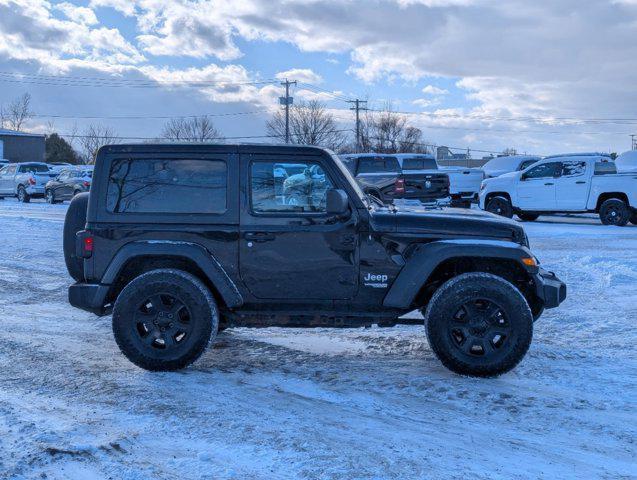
left=516, top=162, right=561, bottom=210
left=239, top=154, right=359, bottom=300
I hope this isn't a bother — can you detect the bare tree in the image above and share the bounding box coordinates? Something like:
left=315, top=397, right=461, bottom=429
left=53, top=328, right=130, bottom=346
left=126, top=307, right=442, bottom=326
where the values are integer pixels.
left=1, top=93, right=34, bottom=131
left=355, top=104, right=432, bottom=154
left=266, top=100, right=347, bottom=151
left=79, top=124, right=120, bottom=164
left=161, top=116, right=222, bottom=142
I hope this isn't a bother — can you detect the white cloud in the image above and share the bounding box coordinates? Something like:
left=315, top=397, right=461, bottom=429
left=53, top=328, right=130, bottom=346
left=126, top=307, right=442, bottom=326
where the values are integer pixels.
left=422, top=85, right=449, bottom=96
left=89, top=0, right=136, bottom=16
left=275, top=68, right=323, bottom=84
left=1, top=0, right=636, bottom=152
left=55, top=2, right=98, bottom=25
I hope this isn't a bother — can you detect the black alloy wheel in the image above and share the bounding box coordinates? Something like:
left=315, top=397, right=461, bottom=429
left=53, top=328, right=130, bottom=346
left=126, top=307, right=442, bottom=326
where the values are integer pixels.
left=448, top=298, right=511, bottom=359
left=133, top=293, right=193, bottom=351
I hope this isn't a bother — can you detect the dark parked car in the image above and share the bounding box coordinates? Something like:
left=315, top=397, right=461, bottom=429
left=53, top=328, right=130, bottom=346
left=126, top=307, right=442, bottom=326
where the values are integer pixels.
left=65, top=143, right=566, bottom=378
left=340, top=153, right=450, bottom=205
left=45, top=167, right=93, bottom=203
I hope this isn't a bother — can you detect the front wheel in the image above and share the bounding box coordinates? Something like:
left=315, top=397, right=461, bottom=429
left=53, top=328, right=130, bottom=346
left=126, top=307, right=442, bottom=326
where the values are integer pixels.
left=424, top=272, right=533, bottom=377
left=517, top=212, right=539, bottom=222
left=112, top=269, right=218, bottom=371
left=46, top=189, right=56, bottom=204
left=17, top=185, right=30, bottom=203
left=485, top=196, right=513, bottom=218
left=599, top=199, right=629, bottom=226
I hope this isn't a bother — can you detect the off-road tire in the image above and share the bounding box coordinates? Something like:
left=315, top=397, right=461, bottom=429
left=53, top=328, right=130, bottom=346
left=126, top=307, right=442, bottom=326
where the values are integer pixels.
left=112, top=269, right=218, bottom=371
left=599, top=198, right=629, bottom=226
left=17, top=185, right=30, bottom=203
left=517, top=212, right=539, bottom=222
left=485, top=196, right=513, bottom=218
left=424, top=272, right=533, bottom=377
left=63, top=192, right=89, bottom=281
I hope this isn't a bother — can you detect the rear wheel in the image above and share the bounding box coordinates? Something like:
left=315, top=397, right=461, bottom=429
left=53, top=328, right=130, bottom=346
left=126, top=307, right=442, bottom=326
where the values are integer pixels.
left=517, top=212, right=539, bottom=222
left=424, top=272, right=533, bottom=377
left=599, top=199, right=629, bottom=226
left=485, top=196, right=513, bottom=218
left=17, top=185, right=30, bottom=203
left=112, top=269, right=218, bottom=371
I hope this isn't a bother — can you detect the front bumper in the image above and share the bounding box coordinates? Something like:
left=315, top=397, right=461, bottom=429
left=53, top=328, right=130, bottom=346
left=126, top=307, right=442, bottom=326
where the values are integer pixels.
left=533, top=268, right=567, bottom=309
left=69, top=282, right=110, bottom=316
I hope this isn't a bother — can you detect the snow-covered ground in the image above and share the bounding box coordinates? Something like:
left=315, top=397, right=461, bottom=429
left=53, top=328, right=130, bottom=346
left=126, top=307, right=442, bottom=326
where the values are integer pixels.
left=0, top=198, right=635, bottom=480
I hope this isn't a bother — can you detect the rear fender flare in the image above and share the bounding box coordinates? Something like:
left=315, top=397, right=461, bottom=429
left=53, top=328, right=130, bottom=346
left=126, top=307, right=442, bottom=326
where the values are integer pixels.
left=383, top=240, right=535, bottom=309
left=102, top=241, right=243, bottom=308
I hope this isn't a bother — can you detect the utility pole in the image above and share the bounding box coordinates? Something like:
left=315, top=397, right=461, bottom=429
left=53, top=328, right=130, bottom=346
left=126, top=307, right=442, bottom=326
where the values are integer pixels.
left=347, top=99, right=367, bottom=152
left=631, top=134, right=636, bottom=150
left=279, top=79, right=296, bottom=143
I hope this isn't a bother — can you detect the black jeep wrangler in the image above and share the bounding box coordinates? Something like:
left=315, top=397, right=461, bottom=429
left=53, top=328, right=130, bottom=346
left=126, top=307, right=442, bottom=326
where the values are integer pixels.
left=65, top=144, right=566, bottom=377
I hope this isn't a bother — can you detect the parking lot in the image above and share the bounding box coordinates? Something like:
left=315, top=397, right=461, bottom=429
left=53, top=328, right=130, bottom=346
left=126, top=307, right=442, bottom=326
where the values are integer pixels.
left=0, top=198, right=635, bottom=480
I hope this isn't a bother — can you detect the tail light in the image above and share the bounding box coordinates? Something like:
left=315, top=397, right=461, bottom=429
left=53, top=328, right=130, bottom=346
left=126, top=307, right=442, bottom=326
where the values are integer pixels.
left=75, top=230, right=94, bottom=259
left=83, top=181, right=90, bottom=188
left=394, top=177, right=405, bottom=195
left=28, top=176, right=36, bottom=185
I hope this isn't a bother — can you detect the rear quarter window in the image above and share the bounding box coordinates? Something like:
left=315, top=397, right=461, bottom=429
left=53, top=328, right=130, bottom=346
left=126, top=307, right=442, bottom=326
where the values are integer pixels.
left=401, top=157, right=437, bottom=170
left=357, top=157, right=400, bottom=174
left=106, top=158, right=227, bottom=214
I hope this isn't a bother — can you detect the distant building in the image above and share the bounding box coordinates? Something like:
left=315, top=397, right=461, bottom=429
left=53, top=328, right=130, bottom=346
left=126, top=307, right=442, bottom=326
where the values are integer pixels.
left=436, top=145, right=489, bottom=168
left=436, top=146, right=469, bottom=161
left=0, top=128, right=46, bottom=163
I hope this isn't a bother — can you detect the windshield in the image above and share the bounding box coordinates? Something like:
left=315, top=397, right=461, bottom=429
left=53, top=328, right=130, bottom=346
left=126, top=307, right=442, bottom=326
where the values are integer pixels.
left=328, top=152, right=369, bottom=207
left=401, top=156, right=437, bottom=170
left=22, top=164, right=50, bottom=173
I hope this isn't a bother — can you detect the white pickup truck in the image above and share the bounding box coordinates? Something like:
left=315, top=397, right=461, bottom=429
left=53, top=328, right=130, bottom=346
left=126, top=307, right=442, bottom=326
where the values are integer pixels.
left=479, top=153, right=637, bottom=226
left=394, top=153, right=484, bottom=207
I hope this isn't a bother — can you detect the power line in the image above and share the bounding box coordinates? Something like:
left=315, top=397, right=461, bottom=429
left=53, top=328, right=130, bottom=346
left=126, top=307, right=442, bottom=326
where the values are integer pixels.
left=56, top=129, right=354, bottom=142
left=31, top=110, right=268, bottom=120
left=0, top=71, right=278, bottom=89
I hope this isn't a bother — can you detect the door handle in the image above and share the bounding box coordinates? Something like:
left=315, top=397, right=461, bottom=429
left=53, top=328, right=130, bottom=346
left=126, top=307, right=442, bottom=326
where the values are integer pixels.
left=575, top=181, right=586, bottom=184
left=544, top=182, right=554, bottom=186
left=244, top=232, right=275, bottom=242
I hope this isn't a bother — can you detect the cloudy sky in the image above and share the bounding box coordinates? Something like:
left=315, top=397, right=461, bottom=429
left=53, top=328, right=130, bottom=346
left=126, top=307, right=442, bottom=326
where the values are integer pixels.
left=0, top=0, right=636, bottom=155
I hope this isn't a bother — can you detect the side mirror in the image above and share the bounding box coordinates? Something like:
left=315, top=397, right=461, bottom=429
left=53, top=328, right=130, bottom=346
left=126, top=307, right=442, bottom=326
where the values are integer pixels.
left=520, top=173, right=528, bottom=181
left=326, top=189, right=349, bottom=215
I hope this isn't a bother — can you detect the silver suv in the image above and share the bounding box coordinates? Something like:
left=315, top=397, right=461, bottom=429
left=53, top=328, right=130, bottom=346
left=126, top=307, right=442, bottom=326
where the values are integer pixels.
left=0, top=162, right=57, bottom=202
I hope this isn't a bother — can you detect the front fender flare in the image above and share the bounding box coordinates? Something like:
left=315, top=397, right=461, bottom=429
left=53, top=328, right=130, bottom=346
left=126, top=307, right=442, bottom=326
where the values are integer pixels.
left=383, top=239, right=535, bottom=309
left=102, top=240, right=243, bottom=308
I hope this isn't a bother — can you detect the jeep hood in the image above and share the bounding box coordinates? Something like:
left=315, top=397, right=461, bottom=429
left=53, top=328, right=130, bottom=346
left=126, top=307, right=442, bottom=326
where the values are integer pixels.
left=369, top=206, right=528, bottom=245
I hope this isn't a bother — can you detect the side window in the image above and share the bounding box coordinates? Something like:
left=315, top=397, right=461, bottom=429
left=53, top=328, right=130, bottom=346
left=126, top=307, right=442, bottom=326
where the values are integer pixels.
left=519, top=159, right=538, bottom=170
left=251, top=161, right=335, bottom=213
left=106, top=158, right=227, bottom=214
left=357, top=157, right=400, bottom=174
left=524, top=162, right=561, bottom=179
left=561, top=161, right=586, bottom=177
left=6, top=165, right=16, bottom=175
left=58, top=171, right=69, bottom=181
left=594, top=161, right=617, bottom=175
